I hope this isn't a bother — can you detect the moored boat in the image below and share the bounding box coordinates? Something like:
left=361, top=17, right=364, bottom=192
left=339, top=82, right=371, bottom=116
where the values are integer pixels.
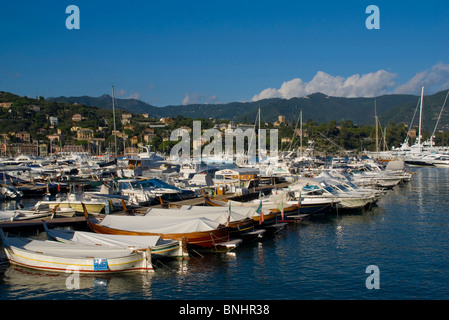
left=35, top=192, right=116, bottom=215
left=82, top=204, right=230, bottom=250
left=43, top=222, right=187, bottom=259
left=146, top=206, right=259, bottom=240
left=203, top=195, right=278, bottom=225
left=0, top=229, right=153, bottom=273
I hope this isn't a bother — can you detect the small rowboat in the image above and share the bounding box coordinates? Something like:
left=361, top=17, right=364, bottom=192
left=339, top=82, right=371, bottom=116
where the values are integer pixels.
left=0, top=204, right=68, bottom=222
left=0, top=229, right=153, bottom=274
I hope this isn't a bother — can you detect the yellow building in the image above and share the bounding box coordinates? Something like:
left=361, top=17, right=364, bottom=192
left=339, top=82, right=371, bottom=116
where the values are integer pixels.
left=77, top=128, right=94, bottom=140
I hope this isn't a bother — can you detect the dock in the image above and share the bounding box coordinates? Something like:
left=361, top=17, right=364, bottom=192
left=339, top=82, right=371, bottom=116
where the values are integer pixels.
left=0, top=216, right=88, bottom=233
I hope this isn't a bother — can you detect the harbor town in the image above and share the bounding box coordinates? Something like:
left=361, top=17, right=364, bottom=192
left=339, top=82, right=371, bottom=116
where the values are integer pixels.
left=1, top=86, right=449, bottom=274
left=3, top=2, right=449, bottom=303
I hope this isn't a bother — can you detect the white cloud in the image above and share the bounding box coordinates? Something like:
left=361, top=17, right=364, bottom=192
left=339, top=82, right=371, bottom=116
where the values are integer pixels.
left=115, top=89, right=127, bottom=96
left=182, top=93, right=218, bottom=105
left=252, top=70, right=397, bottom=101
left=394, top=63, right=449, bottom=95
left=128, top=92, right=141, bottom=100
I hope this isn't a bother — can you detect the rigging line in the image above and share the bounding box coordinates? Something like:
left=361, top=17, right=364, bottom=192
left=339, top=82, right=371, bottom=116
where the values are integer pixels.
left=317, top=131, right=350, bottom=156
left=246, top=108, right=259, bottom=157
left=376, top=117, right=388, bottom=151
left=286, top=107, right=301, bottom=151
left=431, top=90, right=449, bottom=140
left=405, top=97, right=421, bottom=145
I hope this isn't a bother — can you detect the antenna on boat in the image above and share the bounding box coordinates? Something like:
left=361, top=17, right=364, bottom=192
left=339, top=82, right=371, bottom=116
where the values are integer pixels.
left=112, top=85, right=118, bottom=158
left=375, top=99, right=378, bottom=159
left=418, top=86, right=424, bottom=152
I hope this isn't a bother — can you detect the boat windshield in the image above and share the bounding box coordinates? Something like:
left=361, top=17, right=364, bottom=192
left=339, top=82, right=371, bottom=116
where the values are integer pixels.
left=320, top=182, right=338, bottom=195
left=324, top=186, right=338, bottom=195
left=118, top=180, right=155, bottom=189
left=118, top=182, right=132, bottom=190
left=345, top=181, right=358, bottom=189
left=131, top=180, right=155, bottom=188
left=336, top=184, right=348, bottom=191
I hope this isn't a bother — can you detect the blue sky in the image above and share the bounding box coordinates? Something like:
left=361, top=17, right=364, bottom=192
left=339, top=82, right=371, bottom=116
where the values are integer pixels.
left=1, top=0, right=448, bottom=107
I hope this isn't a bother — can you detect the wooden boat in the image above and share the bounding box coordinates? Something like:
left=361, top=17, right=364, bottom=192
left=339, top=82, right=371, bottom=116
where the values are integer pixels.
left=0, top=204, right=70, bottom=222
left=82, top=204, right=230, bottom=249
left=43, top=222, right=187, bottom=259
left=0, top=229, right=153, bottom=273
left=35, top=194, right=115, bottom=214
left=146, top=206, right=260, bottom=240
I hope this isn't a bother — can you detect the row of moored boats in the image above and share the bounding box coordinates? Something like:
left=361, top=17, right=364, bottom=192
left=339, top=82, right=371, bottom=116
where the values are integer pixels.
left=0, top=158, right=413, bottom=274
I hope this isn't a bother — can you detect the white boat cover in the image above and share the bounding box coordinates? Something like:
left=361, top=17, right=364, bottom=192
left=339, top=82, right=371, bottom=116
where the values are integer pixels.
left=98, top=215, right=221, bottom=234
left=180, top=205, right=255, bottom=216
left=0, top=211, right=15, bottom=222
left=146, top=207, right=252, bottom=224
left=228, top=199, right=276, bottom=212
left=4, top=237, right=135, bottom=259
left=47, top=228, right=165, bottom=249
left=385, top=160, right=405, bottom=171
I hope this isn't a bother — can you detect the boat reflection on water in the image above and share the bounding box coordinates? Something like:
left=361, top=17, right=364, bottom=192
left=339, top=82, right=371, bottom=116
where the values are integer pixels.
left=1, top=264, right=156, bottom=299
left=0, top=249, right=243, bottom=299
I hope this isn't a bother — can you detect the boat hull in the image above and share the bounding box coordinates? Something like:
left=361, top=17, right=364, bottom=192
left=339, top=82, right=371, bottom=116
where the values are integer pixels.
left=1, top=237, right=153, bottom=274
left=45, top=227, right=187, bottom=260
left=284, top=202, right=334, bottom=216
left=337, top=197, right=372, bottom=210
left=48, top=202, right=107, bottom=214
left=228, top=218, right=256, bottom=236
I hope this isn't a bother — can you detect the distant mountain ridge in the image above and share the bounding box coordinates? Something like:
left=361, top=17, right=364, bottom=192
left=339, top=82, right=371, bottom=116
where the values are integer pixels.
left=48, top=94, right=162, bottom=115
left=49, top=89, right=449, bottom=132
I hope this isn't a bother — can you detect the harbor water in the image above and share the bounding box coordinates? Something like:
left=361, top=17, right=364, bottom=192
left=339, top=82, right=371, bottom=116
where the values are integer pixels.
left=1, top=167, right=449, bottom=300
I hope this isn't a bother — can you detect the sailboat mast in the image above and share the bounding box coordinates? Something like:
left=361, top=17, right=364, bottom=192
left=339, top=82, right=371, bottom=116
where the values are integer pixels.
left=418, top=86, right=424, bottom=150
left=300, top=109, right=303, bottom=157
left=258, top=108, right=261, bottom=160
left=112, top=85, right=118, bottom=158
left=375, top=100, right=378, bottom=158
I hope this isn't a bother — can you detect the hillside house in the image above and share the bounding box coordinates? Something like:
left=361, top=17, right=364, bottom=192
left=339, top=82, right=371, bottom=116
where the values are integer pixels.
left=0, top=102, right=13, bottom=109
left=15, top=132, right=31, bottom=143
left=121, top=113, right=132, bottom=125
left=77, top=128, right=94, bottom=141
left=72, top=114, right=83, bottom=122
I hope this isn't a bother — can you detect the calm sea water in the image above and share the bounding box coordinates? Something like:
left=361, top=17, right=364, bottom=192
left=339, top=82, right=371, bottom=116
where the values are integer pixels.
left=1, top=167, right=449, bottom=301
